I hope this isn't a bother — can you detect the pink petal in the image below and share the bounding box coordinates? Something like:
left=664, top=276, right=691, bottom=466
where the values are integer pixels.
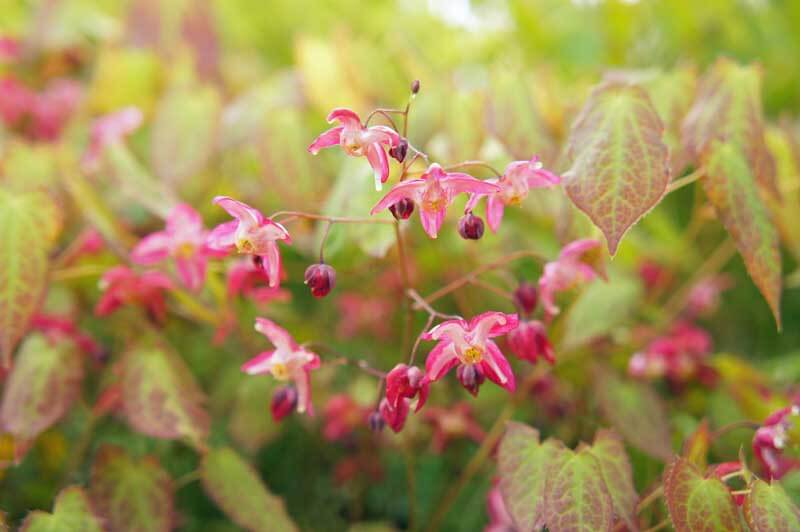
left=213, top=196, right=264, bottom=227
left=140, top=270, right=174, bottom=290
left=294, top=367, right=314, bottom=415
left=370, top=179, right=426, bottom=215
left=369, top=125, right=401, bottom=147
left=469, top=311, right=519, bottom=340
left=464, top=193, right=481, bottom=213
left=206, top=220, right=238, bottom=251
left=486, top=194, right=505, bottom=233
left=176, top=255, right=207, bottom=291
left=130, top=231, right=171, bottom=264
left=82, top=106, right=143, bottom=169
left=424, top=341, right=460, bottom=381
left=241, top=350, right=275, bottom=374
left=326, top=108, right=362, bottom=128
left=166, top=203, right=204, bottom=235
left=366, top=143, right=390, bottom=190
left=441, top=173, right=501, bottom=196
left=308, top=125, right=344, bottom=154
left=254, top=317, right=298, bottom=352
left=423, top=319, right=469, bottom=342
left=559, top=238, right=600, bottom=261
left=419, top=206, right=446, bottom=239
left=262, top=241, right=282, bottom=288
left=527, top=168, right=561, bottom=188
left=481, top=341, right=516, bottom=391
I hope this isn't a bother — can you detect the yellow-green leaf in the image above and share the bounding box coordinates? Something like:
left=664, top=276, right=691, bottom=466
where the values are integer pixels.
left=587, top=430, right=639, bottom=531
left=745, top=479, right=800, bottom=532
left=21, top=486, right=103, bottom=532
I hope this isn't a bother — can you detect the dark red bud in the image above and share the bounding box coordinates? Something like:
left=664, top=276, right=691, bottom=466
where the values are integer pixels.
left=389, top=197, right=415, bottom=220
left=252, top=255, right=264, bottom=269
left=411, top=79, right=420, bottom=95
left=457, top=364, right=485, bottom=397
left=458, top=212, right=484, bottom=240
left=513, top=282, right=538, bottom=315
left=389, top=138, right=409, bottom=163
left=271, top=386, right=298, bottom=421
left=368, top=411, right=385, bottom=432
left=304, top=263, right=336, bottom=298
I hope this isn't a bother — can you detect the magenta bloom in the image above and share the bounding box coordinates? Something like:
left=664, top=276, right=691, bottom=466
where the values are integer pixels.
left=538, top=239, right=601, bottom=318
left=753, top=405, right=800, bottom=479
left=241, top=318, right=320, bottom=416
left=465, top=156, right=561, bottom=232
left=31, top=313, right=102, bottom=359
left=131, top=204, right=218, bottom=291
left=486, top=479, right=517, bottom=532
left=227, top=258, right=290, bottom=304
left=371, top=163, right=500, bottom=238
left=82, top=106, right=143, bottom=170
left=507, top=320, right=555, bottom=365
left=322, top=394, right=370, bottom=442
left=95, top=266, right=173, bottom=323
left=207, top=196, right=291, bottom=288
left=423, top=311, right=519, bottom=394
left=628, top=321, right=713, bottom=385
left=380, top=396, right=410, bottom=433
left=308, top=108, right=401, bottom=190
left=385, top=364, right=429, bottom=412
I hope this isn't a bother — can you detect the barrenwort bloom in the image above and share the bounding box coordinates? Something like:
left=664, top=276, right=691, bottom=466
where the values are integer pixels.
left=271, top=386, right=298, bottom=422
left=512, top=282, right=538, bottom=315
left=371, top=163, right=500, bottom=238
left=423, top=311, right=519, bottom=394
left=457, top=364, right=486, bottom=397
left=380, top=397, right=410, bottom=433
left=82, top=106, right=143, bottom=170
left=628, top=321, right=713, bottom=385
left=308, top=108, right=401, bottom=190
left=304, top=263, right=336, bottom=298
left=241, top=318, right=320, bottom=415
left=131, top=204, right=220, bottom=291
left=207, top=196, right=291, bottom=287
left=95, top=266, right=173, bottom=323
left=385, top=364, right=429, bottom=412
left=458, top=212, right=485, bottom=240
left=389, top=197, right=415, bottom=220
left=538, top=238, right=601, bottom=318
left=507, top=320, right=555, bottom=365
left=753, top=405, right=800, bottom=479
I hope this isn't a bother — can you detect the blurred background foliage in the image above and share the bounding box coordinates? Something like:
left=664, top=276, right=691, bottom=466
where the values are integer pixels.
left=1, top=0, right=800, bottom=530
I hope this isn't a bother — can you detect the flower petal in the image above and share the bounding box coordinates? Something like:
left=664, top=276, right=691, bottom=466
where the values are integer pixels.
left=326, top=108, right=361, bottom=128
left=241, top=350, right=275, bottom=374
left=527, top=168, right=561, bottom=188
left=419, top=206, right=446, bottom=239
left=424, top=341, right=460, bottom=381
left=368, top=125, right=401, bottom=147
left=423, top=318, right=468, bottom=342
left=468, top=311, right=519, bottom=341
left=213, top=196, right=263, bottom=227
left=559, top=238, right=600, bottom=261
left=206, top=220, right=238, bottom=251
left=130, top=231, right=171, bottom=264
left=366, top=143, right=390, bottom=190
left=254, top=317, right=298, bottom=351
left=293, top=367, right=314, bottom=415
left=486, top=194, right=505, bottom=233
left=308, top=125, right=344, bottom=154
left=261, top=240, right=282, bottom=288
left=370, top=179, right=426, bottom=215
left=166, top=203, right=204, bottom=235
left=481, top=341, right=516, bottom=391
left=175, top=255, right=207, bottom=292
left=441, top=173, right=501, bottom=196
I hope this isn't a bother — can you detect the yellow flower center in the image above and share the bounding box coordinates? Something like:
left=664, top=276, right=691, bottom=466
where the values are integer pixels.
left=271, top=363, right=290, bottom=381
left=236, top=238, right=254, bottom=253
left=463, top=345, right=483, bottom=364
left=175, top=242, right=195, bottom=258
left=506, top=194, right=523, bottom=206
left=422, top=197, right=445, bottom=212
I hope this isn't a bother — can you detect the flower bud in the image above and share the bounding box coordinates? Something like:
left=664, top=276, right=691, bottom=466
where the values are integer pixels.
left=508, top=320, right=555, bottom=365
left=458, top=212, right=484, bottom=240
left=457, top=364, right=485, bottom=397
left=389, top=198, right=415, bottom=220
left=252, top=255, right=264, bottom=269
left=410, top=79, right=420, bottom=95
left=389, top=138, right=409, bottom=162
left=271, top=386, right=298, bottom=421
left=513, top=282, right=538, bottom=315
left=368, top=411, right=385, bottom=433
left=304, top=263, right=336, bottom=298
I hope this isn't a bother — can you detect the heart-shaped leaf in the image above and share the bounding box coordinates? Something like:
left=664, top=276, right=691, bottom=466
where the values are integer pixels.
left=89, top=445, right=173, bottom=532
left=682, top=419, right=711, bottom=469
left=0, top=333, right=83, bottom=440
left=587, top=430, right=639, bottom=531
left=201, top=446, right=298, bottom=532
left=21, top=486, right=103, bottom=532
left=120, top=343, right=210, bottom=449
left=664, top=456, right=743, bottom=532
left=744, top=479, right=800, bottom=532
left=563, top=82, right=670, bottom=255
left=704, top=141, right=781, bottom=328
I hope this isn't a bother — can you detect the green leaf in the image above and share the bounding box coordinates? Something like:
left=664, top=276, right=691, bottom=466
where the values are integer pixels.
left=228, top=376, right=280, bottom=453
left=201, top=446, right=298, bottom=532
left=497, top=422, right=566, bottom=531
left=594, top=368, right=672, bottom=461
left=21, top=486, right=103, bottom=532
left=587, top=430, right=639, bottom=531
left=89, top=445, right=174, bottom=532
left=704, top=141, right=782, bottom=328
left=745, top=479, right=800, bottom=531
left=544, top=448, right=615, bottom=532
left=664, top=456, right=743, bottom=532
left=0, top=333, right=83, bottom=440
left=120, top=343, right=210, bottom=449
left=682, top=419, right=711, bottom=469
left=564, top=82, right=670, bottom=255
left=0, top=190, right=60, bottom=367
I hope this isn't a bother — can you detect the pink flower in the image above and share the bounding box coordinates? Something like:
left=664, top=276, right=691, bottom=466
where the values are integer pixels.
left=227, top=258, right=290, bottom=304
left=95, top=266, right=173, bottom=323
left=28, top=79, right=82, bottom=141
left=465, top=156, right=561, bottom=232
left=710, top=461, right=747, bottom=506
left=0, top=77, right=34, bottom=126
left=271, top=386, right=298, bottom=422
left=385, top=364, right=429, bottom=412
left=422, top=402, right=485, bottom=453
left=31, top=313, right=103, bottom=359
left=423, top=311, right=519, bottom=394
left=241, top=318, right=320, bottom=415
left=131, top=204, right=219, bottom=291
left=308, top=108, right=401, bottom=190
left=507, top=320, right=555, bottom=365
left=371, top=163, right=500, bottom=238
left=628, top=321, right=713, bottom=385
left=322, top=394, right=370, bottom=441
left=82, top=106, right=143, bottom=170
left=753, top=405, right=800, bottom=480
left=486, top=479, right=517, bottom=532
left=686, top=274, right=733, bottom=317
left=207, top=196, right=291, bottom=287
left=0, top=37, right=20, bottom=62
left=380, top=397, right=410, bottom=433
left=538, top=239, right=601, bottom=318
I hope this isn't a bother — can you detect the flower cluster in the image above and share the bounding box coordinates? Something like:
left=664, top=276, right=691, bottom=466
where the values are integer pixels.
left=628, top=321, right=715, bottom=387
left=753, top=404, right=800, bottom=479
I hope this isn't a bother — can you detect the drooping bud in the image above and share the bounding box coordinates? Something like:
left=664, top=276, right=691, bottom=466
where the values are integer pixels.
left=271, top=386, right=298, bottom=421
left=513, top=282, right=538, bottom=315
left=252, top=254, right=264, bottom=269
left=385, top=364, right=429, bottom=412
left=368, top=411, right=385, bottom=433
left=304, top=263, right=336, bottom=298
left=507, top=320, right=555, bottom=365
left=389, top=138, right=409, bottom=162
left=389, top=197, right=415, bottom=220
left=410, top=79, right=420, bottom=95
left=380, top=397, right=410, bottom=433
left=458, top=212, right=484, bottom=240
left=457, top=364, right=485, bottom=397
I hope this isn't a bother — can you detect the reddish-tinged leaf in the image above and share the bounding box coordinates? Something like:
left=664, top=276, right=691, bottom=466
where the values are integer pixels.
left=594, top=368, right=673, bottom=461
left=664, top=456, right=743, bottom=532
left=0, top=334, right=83, bottom=440
left=588, top=430, right=639, bottom=531
left=564, top=82, right=670, bottom=255
left=704, top=141, right=782, bottom=328
left=498, top=422, right=566, bottom=531
left=201, top=446, right=298, bottom=532
left=120, top=343, right=210, bottom=449
left=744, top=479, right=800, bottom=531
left=21, top=486, right=103, bottom=532
left=544, top=448, right=615, bottom=532
left=682, top=58, right=778, bottom=199
left=89, top=445, right=173, bottom=532
left=682, top=419, right=711, bottom=469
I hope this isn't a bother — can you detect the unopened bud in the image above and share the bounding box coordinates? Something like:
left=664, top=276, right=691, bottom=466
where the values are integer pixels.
left=368, top=411, right=385, bottom=432
left=410, top=79, right=420, bottom=95
left=389, top=197, right=415, bottom=220
left=458, top=212, right=485, bottom=240
left=513, top=282, right=538, bottom=315
left=271, top=386, right=298, bottom=421
left=304, top=263, right=336, bottom=298
left=389, top=138, right=409, bottom=162
left=252, top=255, right=264, bottom=269
left=457, top=364, right=485, bottom=397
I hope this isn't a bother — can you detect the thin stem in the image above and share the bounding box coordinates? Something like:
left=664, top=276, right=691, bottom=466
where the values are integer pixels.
left=666, top=167, right=705, bottom=194
left=710, top=420, right=760, bottom=441
left=406, top=289, right=461, bottom=320
left=319, top=221, right=333, bottom=263
left=364, top=108, right=404, bottom=129
left=175, top=470, right=201, bottom=490
left=636, top=485, right=663, bottom=514
left=271, top=211, right=395, bottom=225
left=408, top=314, right=435, bottom=365
left=445, top=160, right=503, bottom=177
left=468, top=278, right=514, bottom=300
left=395, top=222, right=414, bottom=355
left=643, top=517, right=671, bottom=532
left=731, top=489, right=751, bottom=496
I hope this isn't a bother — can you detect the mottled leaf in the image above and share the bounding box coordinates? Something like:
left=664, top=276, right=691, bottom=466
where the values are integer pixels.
left=201, top=446, right=298, bottom=532
left=0, top=334, right=83, bottom=439
left=594, top=368, right=672, bottom=460
left=89, top=445, right=173, bottom=532
left=0, top=190, right=60, bottom=367
left=682, top=419, right=711, bottom=469
left=704, top=141, right=782, bottom=328
left=497, top=422, right=566, bottom=531
left=588, top=430, right=639, bottom=531
left=21, top=486, right=103, bottom=532
left=745, top=479, right=800, bottom=532
left=664, top=456, right=743, bottom=532
left=120, top=343, right=210, bottom=449
left=564, top=82, right=670, bottom=255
